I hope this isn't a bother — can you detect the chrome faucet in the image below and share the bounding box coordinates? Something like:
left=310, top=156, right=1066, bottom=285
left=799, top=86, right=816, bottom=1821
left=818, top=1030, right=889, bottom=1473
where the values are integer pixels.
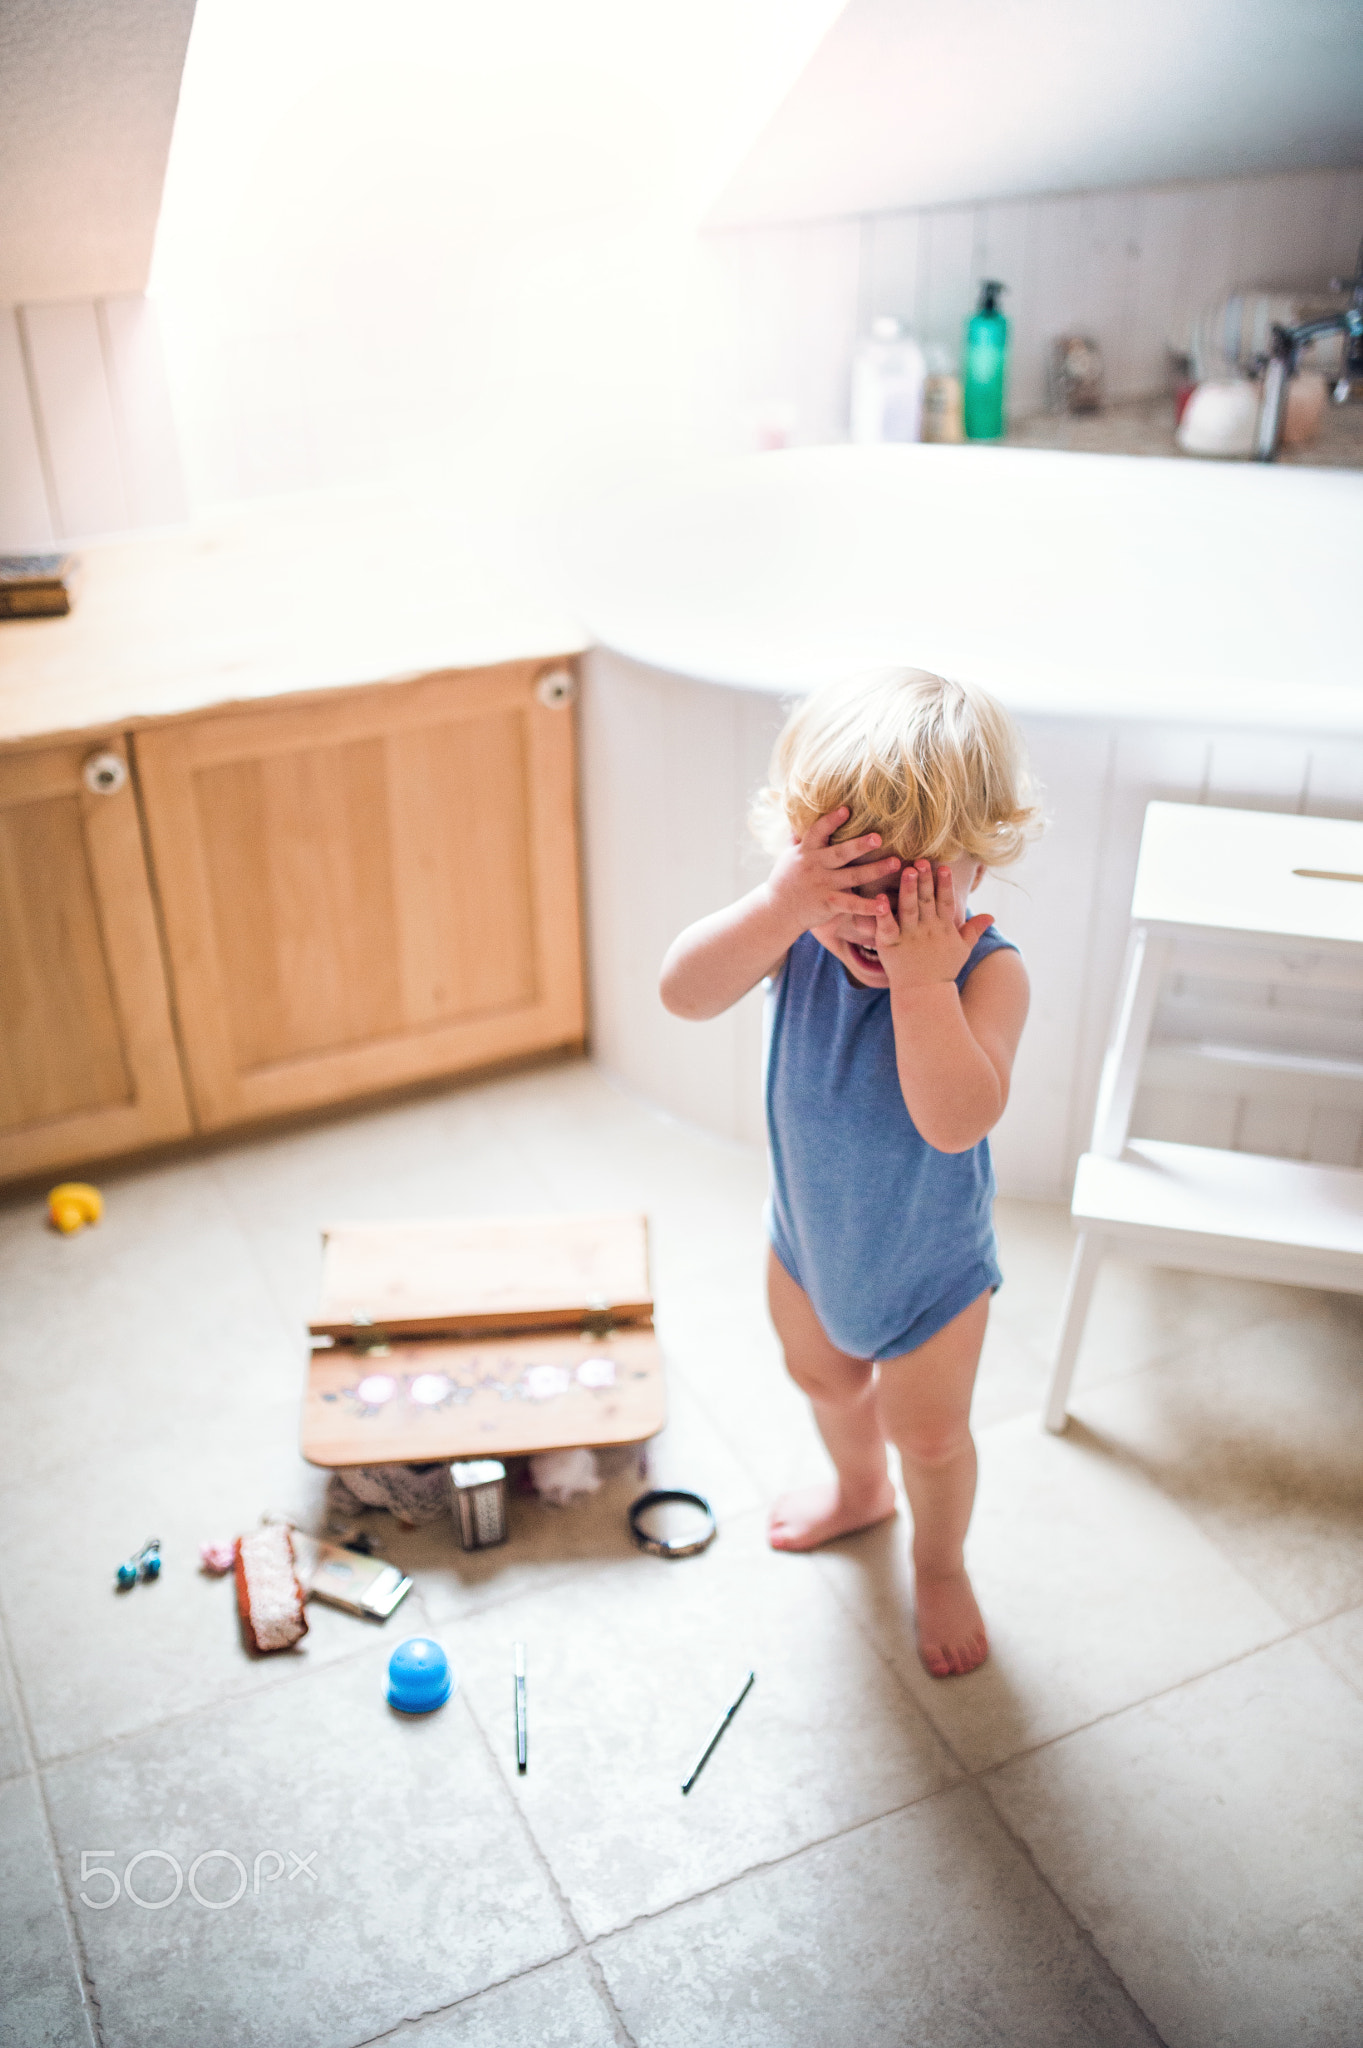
left=1254, top=236, right=1363, bottom=461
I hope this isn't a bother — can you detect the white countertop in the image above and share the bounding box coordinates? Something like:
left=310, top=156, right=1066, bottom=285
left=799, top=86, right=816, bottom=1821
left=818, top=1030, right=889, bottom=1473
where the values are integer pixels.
left=560, top=444, right=1363, bottom=732
left=0, top=483, right=587, bottom=745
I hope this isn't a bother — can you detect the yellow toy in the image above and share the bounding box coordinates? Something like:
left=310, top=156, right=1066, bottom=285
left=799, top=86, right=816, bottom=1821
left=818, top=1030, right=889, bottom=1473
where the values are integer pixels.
left=48, top=1183, right=103, bottom=1235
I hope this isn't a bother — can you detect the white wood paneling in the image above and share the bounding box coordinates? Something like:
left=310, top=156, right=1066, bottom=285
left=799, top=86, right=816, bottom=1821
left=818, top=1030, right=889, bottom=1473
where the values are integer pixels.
left=1325, top=170, right=1363, bottom=278
left=1127, top=182, right=1203, bottom=390
left=734, top=685, right=789, bottom=1147
left=580, top=649, right=783, bottom=1138
left=1308, top=1105, right=1363, bottom=1168
left=19, top=299, right=128, bottom=538
left=701, top=163, right=1363, bottom=451
left=1304, top=739, right=1363, bottom=821
left=99, top=295, right=187, bottom=527
left=1204, top=733, right=1312, bottom=811
left=862, top=211, right=923, bottom=331
left=918, top=206, right=976, bottom=356
left=0, top=294, right=185, bottom=544
left=1082, top=188, right=1143, bottom=397
left=0, top=306, right=55, bottom=551
left=975, top=716, right=1113, bottom=1200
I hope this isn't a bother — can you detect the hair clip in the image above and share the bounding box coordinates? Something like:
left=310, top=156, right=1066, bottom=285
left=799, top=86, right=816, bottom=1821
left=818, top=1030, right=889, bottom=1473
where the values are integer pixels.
left=628, top=1489, right=717, bottom=1559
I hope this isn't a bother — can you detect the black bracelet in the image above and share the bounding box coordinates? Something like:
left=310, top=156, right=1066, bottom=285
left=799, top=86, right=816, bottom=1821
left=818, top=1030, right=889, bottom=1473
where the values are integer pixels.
left=628, top=1489, right=717, bottom=1559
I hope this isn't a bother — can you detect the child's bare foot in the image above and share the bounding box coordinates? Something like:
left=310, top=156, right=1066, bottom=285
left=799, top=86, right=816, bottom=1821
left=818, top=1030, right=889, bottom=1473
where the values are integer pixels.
left=768, top=1478, right=897, bottom=1552
left=915, top=1568, right=989, bottom=1678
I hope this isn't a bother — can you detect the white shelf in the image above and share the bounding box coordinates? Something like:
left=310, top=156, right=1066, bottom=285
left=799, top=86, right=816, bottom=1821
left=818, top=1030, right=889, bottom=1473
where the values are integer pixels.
left=1073, top=1139, right=1363, bottom=1291
left=1133, top=803, right=1363, bottom=947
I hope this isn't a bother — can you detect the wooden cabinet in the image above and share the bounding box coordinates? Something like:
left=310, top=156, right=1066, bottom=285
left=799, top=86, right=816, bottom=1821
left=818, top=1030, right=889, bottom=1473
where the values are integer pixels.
left=0, top=735, right=191, bottom=1179
left=133, top=660, right=584, bottom=1132
left=0, top=658, right=585, bottom=1178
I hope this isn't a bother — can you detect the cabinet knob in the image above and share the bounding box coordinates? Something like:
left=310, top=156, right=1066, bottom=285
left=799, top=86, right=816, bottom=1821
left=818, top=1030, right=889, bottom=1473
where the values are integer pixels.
left=83, top=750, right=127, bottom=796
left=535, top=666, right=577, bottom=709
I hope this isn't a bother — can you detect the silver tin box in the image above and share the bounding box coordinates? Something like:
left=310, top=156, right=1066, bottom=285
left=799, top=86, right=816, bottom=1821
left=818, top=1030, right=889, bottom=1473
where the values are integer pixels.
left=451, top=1459, right=508, bottom=1549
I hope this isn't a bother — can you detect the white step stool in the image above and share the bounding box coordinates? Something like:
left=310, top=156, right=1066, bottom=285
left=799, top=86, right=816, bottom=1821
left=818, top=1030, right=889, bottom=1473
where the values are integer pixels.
left=1043, top=801, right=1363, bottom=1434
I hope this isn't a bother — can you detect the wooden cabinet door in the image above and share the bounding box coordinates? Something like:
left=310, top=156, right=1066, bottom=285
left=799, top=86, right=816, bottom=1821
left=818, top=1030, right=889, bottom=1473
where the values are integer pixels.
left=134, top=662, right=585, bottom=1130
left=0, top=736, right=192, bottom=1178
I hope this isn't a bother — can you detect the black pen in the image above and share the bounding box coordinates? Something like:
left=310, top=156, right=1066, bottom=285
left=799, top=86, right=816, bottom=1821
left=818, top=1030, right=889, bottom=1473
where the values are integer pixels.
left=681, top=1670, right=754, bottom=1795
left=514, top=1640, right=527, bottom=1773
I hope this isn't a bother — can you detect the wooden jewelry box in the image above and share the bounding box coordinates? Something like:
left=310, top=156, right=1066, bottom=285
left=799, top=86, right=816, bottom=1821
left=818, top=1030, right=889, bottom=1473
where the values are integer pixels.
left=301, top=1211, right=666, bottom=1467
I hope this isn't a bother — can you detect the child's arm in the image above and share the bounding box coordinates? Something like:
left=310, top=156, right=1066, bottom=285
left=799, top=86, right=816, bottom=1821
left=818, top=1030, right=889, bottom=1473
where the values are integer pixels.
left=660, top=806, right=900, bottom=1021
left=869, top=860, right=1030, bottom=1153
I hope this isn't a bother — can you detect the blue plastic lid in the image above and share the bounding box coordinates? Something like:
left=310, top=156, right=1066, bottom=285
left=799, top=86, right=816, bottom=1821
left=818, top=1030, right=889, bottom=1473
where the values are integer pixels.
left=386, top=1636, right=454, bottom=1714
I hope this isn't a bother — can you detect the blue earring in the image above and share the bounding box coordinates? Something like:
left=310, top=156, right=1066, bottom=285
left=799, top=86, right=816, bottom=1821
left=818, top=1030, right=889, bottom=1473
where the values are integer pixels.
left=115, top=1537, right=161, bottom=1590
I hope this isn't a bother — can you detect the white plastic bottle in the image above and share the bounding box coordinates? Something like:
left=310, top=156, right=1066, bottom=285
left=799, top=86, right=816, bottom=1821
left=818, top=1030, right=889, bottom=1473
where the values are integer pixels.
left=850, top=317, right=927, bottom=443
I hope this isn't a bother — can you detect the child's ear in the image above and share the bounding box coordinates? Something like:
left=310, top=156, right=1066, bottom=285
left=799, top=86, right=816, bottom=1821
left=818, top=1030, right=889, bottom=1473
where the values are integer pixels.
left=970, top=862, right=986, bottom=893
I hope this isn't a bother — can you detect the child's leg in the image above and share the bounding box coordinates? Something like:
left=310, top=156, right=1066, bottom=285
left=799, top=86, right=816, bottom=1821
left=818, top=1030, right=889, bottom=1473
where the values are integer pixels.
left=766, top=1249, right=897, bottom=1551
left=876, top=1290, right=990, bottom=1678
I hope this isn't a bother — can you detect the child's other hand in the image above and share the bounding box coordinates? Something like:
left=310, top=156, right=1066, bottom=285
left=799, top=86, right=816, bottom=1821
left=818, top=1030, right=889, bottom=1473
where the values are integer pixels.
left=766, top=807, right=900, bottom=939
left=871, top=860, right=993, bottom=990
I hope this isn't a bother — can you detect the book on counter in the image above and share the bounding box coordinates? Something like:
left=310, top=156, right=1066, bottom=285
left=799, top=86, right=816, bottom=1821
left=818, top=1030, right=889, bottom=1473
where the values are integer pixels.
left=0, top=554, right=77, bottom=618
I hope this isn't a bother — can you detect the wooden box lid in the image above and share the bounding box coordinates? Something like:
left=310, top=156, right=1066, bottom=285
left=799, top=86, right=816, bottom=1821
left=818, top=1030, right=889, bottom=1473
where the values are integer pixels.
left=302, top=1325, right=665, bottom=1466
left=309, top=1210, right=652, bottom=1338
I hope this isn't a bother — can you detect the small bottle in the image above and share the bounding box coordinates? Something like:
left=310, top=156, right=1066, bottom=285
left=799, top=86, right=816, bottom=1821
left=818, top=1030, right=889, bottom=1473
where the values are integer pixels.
left=850, top=317, right=927, bottom=443
left=963, top=279, right=1008, bottom=440
left=921, top=343, right=964, bottom=443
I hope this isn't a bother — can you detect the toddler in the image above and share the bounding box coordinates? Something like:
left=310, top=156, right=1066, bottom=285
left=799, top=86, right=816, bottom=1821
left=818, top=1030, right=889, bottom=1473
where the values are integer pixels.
left=659, top=669, right=1040, bottom=1677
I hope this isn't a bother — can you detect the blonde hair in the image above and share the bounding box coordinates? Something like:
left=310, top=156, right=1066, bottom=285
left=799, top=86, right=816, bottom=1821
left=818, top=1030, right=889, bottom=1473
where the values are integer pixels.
left=752, top=667, right=1042, bottom=868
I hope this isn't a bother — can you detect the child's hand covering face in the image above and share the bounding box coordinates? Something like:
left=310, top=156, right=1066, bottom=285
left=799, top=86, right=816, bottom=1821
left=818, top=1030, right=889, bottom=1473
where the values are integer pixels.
left=766, top=805, right=902, bottom=942
left=809, top=842, right=991, bottom=991
left=866, top=859, right=995, bottom=991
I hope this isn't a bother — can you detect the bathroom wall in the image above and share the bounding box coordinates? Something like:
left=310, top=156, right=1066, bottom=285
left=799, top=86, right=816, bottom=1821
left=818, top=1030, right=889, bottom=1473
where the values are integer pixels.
left=693, top=162, right=1363, bottom=451
left=4, top=115, right=1359, bottom=546
left=0, top=1, right=195, bottom=547
left=0, top=296, right=185, bottom=550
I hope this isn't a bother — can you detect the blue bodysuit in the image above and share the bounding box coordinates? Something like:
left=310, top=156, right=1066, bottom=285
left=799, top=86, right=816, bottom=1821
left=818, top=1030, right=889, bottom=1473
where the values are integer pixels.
left=765, top=924, right=1018, bottom=1361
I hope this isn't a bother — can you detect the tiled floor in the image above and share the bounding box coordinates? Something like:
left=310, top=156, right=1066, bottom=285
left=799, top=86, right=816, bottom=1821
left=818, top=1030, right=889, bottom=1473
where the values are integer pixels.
left=4, top=1058, right=1363, bottom=2048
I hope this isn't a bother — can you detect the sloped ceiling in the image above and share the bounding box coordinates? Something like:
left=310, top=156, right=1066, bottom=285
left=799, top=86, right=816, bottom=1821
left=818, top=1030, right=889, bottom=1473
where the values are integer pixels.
left=0, top=0, right=197, bottom=301
left=711, top=0, right=1363, bottom=226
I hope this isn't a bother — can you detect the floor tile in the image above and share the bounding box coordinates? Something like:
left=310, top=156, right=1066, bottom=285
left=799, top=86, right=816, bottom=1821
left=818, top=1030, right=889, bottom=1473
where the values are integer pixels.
left=1303, top=1601, right=1363, bottom=1702
left=211, top=1075, right=566, bottom=1334
left=989, top=1195, right=1075, bottom=1343
left=989, top=1636, right=1363, bottom=2048
left=0, top=1162, right=354, bottom=1759
left=43, top=1642, right=573, bottom=2048
left=0, top=1774, right=92, bottom=2048
left=0, top=1626, right=27, bottom=1783
left=400, top=1367, right=763, bottom=1630
left=7, top=1057, right=1360, bottom=2045
left=0, top=1152, right=271, bottom=1359
left=595, top=1785, right=1155, bottom=2048
left=969, top=1308, right=1057, bottom=1428
left=987, top=1200, right=1312, bottom=1408
left=448, top=1511, right=959, bottom=1939
left=376, top=1954, right=621, bottom=2046
left=815, top=1411, right=1286, bottom=1772
left=1072, top=1299, right=1363, bottom=1626
left=1075, top=1261, right=1349, bottom=1398
left=655, top=1277, right=832, bottom=1501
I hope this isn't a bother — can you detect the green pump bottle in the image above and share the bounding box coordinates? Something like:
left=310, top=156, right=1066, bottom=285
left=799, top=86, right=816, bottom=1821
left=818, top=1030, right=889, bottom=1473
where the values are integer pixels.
left=963, top=279, right=1008, bottom=440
